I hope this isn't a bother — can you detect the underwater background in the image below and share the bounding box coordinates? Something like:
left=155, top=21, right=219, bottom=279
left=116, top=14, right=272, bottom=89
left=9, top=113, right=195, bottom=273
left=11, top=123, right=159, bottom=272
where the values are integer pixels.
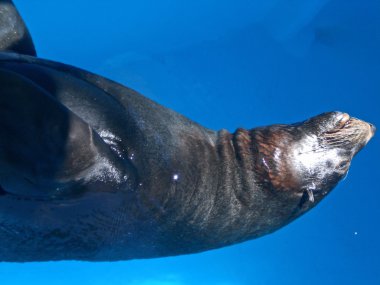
left=1, top=0, right=379, bottom=284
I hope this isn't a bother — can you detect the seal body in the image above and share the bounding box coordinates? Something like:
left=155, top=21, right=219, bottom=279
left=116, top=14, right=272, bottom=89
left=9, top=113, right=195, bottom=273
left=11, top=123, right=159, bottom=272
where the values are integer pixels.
left=0, top=1, right=376, bottom=261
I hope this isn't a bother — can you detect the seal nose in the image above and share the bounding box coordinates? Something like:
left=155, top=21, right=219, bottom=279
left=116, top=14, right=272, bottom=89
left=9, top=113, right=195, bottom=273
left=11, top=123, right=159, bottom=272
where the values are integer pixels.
left=369, top=123, right=376, bottom=135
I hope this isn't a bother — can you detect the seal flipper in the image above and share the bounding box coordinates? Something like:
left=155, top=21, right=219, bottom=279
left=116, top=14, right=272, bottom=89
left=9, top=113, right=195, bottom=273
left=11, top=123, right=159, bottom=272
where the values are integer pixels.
left=0, top=68, right=128, bottom=198
left=0, top=0, right=36, bottom=56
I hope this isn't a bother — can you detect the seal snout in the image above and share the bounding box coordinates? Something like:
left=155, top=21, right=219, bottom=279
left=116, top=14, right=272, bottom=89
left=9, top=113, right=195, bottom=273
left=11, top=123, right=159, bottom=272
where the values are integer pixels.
left=345, top=117, right=376, bottom=141
left=320, top=113, right=375, bottom=155
left=325, top=112, right=375, bottom=139
left=302, top=112, right=375, bottom=155
left=369, top=123, right=376, bottom=136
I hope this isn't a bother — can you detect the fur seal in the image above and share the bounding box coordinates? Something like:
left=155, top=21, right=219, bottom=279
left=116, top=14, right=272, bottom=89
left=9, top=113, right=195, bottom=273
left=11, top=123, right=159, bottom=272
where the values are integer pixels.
left=0, top=1, right=376, bottom=261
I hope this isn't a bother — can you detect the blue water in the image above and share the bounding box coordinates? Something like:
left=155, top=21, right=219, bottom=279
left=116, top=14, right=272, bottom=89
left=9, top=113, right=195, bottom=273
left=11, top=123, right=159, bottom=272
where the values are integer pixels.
left=2, top=0, right=379, bottom=284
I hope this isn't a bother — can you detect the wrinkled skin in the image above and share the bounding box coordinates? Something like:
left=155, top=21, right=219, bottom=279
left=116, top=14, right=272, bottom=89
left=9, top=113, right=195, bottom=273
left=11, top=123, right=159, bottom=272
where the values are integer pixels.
left=0, top=0, right=376, bottom=261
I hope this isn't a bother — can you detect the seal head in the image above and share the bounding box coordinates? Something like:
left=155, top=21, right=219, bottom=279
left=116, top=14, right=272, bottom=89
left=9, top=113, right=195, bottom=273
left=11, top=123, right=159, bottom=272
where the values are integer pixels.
left=252, top=111, right=375, bottom=218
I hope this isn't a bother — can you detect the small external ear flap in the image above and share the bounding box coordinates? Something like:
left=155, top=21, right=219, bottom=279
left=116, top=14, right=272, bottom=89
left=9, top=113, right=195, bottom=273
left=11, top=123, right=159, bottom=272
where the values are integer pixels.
left=306, top=188, right=315, bottom=202
left=0, top=0, right=36, bottom=56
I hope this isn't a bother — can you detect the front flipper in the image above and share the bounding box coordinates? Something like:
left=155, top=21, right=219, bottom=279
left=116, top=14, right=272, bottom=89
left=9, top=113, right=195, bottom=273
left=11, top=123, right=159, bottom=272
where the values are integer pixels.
left=0, top=0, right=36, bottom=56
left=0, top=68, right=129, bottom=199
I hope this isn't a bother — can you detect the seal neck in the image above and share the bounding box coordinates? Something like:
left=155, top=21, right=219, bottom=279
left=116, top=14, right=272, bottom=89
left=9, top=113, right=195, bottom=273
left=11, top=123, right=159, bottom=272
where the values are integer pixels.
left=215, top=126, right=302, bottom=213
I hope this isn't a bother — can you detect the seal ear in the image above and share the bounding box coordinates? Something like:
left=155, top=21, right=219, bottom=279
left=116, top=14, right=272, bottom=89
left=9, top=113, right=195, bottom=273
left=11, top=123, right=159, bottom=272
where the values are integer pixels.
left=0, top=0, right=36, bottom=56
left=0, top=68, right=127, bottom=198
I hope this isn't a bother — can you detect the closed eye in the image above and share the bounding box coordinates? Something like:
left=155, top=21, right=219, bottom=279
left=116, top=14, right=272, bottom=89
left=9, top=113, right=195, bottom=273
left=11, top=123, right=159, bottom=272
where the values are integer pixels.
left=337, top=161, right=350, bottom=170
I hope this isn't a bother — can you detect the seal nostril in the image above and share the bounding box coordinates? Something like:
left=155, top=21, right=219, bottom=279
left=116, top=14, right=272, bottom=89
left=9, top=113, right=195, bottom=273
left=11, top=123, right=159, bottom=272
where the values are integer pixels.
left=369, top=123, right=376, bottom=134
